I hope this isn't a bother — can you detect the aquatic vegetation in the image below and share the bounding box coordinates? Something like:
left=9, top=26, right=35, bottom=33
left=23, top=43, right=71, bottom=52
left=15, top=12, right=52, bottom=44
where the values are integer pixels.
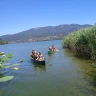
left=0, top=76, right=14, bottom=82
left=0, top=52, right=5, bottom=55
left=7, top=54, right=13, bottom=58
left=0, top=52, right=19, bottom=82
left=62, top=25, right=96, bottom=59
left=20, top=60, right=23, bottom=62
left=12, top=67, right=19, bottom=70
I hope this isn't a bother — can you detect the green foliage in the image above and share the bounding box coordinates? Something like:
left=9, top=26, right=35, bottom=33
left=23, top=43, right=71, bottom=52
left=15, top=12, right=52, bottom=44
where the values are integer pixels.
left=12, top=64, right=20, bottom=66
left=0, top=52, right=5, bottom=55
left=0, top=63, right=2, bottom=68
left=0, top=76, right=14, bottom=82
left=0, top=39, right=8, bottom=45
left=0, top=73, right=4, bottom=78
left=7, top=54, right=13, bottom=58
left=63, top=25, right=96, bottom=59
left=2, top=66, right=11, bottom=68
left=1, top=57, right=9, bottom=62
left=0, top=52, right=19, bottom=82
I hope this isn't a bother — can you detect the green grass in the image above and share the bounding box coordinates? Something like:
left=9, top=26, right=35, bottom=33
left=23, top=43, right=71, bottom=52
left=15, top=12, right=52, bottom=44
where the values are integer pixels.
left=62, top=25, right=96, bottom=59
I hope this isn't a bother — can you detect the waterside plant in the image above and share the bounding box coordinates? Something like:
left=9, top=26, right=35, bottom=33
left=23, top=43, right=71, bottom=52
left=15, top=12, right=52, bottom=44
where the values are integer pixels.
left=0, top=52, right=19, bottom=82
left=62, top=25, right=96, bottom=60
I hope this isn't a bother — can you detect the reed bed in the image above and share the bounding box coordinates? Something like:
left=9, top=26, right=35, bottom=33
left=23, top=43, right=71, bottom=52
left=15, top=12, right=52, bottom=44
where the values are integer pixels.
left=62, top=26, right=96, bottom=59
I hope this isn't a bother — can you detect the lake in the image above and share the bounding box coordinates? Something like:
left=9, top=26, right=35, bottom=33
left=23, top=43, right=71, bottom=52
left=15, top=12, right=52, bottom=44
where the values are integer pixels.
left=0, top=40, right=96, bottom=96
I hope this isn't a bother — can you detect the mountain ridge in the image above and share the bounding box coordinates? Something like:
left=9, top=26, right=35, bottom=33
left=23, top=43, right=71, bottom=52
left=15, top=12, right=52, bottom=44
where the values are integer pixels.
left=0, top=24, right=92, bottom=43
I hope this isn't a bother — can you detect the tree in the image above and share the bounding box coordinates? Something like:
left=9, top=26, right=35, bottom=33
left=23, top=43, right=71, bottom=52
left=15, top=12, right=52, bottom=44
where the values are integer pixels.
left=0, top=39, right=8, bottom=45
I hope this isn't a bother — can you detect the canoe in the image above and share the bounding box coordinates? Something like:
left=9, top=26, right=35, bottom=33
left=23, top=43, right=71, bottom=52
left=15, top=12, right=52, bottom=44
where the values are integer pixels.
left=31, top=56, right=45, bottom=65
left=48, top=50, right=53, bottom=54
left=48, top=49, right=58, bottom=54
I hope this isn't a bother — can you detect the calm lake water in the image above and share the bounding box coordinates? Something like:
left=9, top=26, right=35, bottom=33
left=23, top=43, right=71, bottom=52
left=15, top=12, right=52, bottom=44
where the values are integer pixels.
left=0, top=40, right=96, bottom=96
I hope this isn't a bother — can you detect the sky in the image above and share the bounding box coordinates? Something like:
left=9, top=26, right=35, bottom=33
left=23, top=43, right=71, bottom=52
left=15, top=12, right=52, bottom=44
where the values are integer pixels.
left=0, top=0, right=96, bottom=36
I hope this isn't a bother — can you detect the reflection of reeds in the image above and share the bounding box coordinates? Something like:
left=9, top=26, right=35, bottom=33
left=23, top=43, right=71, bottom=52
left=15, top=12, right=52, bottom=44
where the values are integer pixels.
left=83, top=65, right=96, bottom=88
left=64, top=48, right=96, bottom=91
left=62, top=26, right=96, bottom=59
left=0, top=90, right=2, bottom=95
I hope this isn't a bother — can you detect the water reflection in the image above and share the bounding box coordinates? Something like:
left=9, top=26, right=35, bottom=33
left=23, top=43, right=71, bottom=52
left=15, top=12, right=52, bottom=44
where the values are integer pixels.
left=81, top=61, right=96, bottom=87
left=34, top=64, right=46, bottom=72
left=64, top=48, right=96, bottom=92
left=48, top=51, right=58, bottom=56
left=47, top=64, right=52, bottom=66
left=47, top=54, right=53, bottom=66
left=48, top=54, right=53, bottom=57
left=30, top=56, right=47, bottom=72
left=0, top=89, right=2, bottom=95
left=31, top=60, right=46, bottom=72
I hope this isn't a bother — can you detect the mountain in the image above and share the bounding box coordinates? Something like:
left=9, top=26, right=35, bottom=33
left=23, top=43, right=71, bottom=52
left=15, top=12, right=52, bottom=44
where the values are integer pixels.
left=0, top=24, right=92, bottom=43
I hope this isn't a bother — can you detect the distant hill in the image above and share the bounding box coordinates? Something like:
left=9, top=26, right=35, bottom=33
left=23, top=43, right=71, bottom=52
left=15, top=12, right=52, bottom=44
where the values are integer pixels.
left=0, top=24, right=92, bottom=43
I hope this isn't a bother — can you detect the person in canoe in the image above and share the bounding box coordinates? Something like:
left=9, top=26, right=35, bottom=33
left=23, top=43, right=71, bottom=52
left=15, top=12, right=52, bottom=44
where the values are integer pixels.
left=51, top=45, right=59, bottom=51
left=31, top=50, right=39, bottom=59
left=48, top=46, right=52, bottom=51
left=32, top=50, right=35, bottom=55
left=52, top=45, right=56, bottom=51
left=36, top=52, right=44, bottom=61
left=31, top=50, right=34, bottom=57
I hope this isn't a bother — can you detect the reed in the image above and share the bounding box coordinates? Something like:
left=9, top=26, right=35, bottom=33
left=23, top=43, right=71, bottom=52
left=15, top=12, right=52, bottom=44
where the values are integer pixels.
left=62, top=26, right=96, bottom=59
